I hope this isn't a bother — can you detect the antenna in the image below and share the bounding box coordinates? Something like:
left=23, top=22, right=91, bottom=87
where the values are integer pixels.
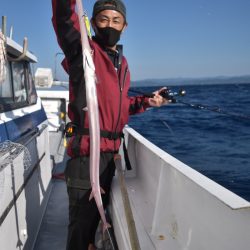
left=10, top=26, right=13, bottom=39
left=1, top=16, right=6, bottom=37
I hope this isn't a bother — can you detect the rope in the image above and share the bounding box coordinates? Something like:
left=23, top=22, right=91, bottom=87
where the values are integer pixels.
left=0, top=31, right=7, bottom=84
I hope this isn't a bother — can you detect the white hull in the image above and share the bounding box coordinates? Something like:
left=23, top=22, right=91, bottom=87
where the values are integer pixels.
left=110, top=126, right=250, bottom=250
left=0, top=27, right=52, bottom=249
left=0, top=110, right=52, bottom=250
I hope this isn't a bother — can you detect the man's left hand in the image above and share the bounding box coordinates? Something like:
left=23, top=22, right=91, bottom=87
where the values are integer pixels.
left=148, top=87, right=170, bottom=107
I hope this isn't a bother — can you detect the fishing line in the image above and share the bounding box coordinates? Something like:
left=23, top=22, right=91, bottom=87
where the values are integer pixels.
left=106, top=228, right=116, bottom=250
left=160, top=118, right=175, bottom=135
left=174, top=99, right=250, bottom=121
left=129, top=88, right=250, bottom=121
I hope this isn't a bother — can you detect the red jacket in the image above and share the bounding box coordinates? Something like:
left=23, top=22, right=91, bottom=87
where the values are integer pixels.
left=52, top=0, right=150, bottom=156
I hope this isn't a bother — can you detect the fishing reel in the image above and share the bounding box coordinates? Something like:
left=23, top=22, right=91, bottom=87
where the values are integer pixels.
left=147, top=87, right=186, bottom=103
left=159, top=88, right=186, bottom=101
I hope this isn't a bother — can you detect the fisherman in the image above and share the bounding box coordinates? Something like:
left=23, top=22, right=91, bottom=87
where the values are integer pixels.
left=52, top=0, right=168, bottom=249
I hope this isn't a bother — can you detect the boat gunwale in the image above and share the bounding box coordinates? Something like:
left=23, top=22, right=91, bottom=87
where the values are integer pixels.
left=124, top=126, right=250, bottom=210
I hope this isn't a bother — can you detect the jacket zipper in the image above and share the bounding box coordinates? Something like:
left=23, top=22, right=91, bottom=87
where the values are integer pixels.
left=113, top=67, right=128, bottom=143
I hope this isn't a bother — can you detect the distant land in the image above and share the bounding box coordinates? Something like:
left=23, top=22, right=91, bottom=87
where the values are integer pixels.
left=131, top=75, right=250, bottom=87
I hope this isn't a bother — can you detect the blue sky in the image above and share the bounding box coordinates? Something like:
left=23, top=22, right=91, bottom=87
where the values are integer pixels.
left=1, top=0, right=250, bottom=81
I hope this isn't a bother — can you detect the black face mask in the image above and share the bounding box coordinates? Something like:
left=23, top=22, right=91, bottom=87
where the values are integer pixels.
left=95, top=27, right=122, bottom=47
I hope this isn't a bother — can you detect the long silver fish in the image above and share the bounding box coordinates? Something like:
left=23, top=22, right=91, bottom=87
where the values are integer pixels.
left=75, top=0, right=111, bottom=232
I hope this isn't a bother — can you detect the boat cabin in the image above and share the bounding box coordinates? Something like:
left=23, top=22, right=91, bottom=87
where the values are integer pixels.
left=0, top=25, right=51, bottom=249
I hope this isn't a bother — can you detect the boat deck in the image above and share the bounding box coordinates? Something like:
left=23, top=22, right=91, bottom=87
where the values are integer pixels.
left=33, top=128, right=250, bottom=250
left=33, top=180, right=68, bottom=250
left=33, top=132, right=112, bottom=250
left=33, top=132, right=69, bottom=250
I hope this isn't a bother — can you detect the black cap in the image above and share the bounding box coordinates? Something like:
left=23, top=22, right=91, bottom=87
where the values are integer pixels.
left=92, top=0, right=126, bottom=21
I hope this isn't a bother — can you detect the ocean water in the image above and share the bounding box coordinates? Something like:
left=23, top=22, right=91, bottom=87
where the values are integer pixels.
left=128, top=83, right=250, bottom=201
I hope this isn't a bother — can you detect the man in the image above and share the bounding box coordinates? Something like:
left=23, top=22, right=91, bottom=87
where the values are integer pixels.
left=52, top=0, right=167, bottom=249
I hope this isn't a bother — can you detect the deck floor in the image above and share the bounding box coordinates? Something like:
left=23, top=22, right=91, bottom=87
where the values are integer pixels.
left=33, top=132, right=69, bottom=250
left=33, top=132, right=113, bottom=250
left=33, top=180, right=68, bottom=250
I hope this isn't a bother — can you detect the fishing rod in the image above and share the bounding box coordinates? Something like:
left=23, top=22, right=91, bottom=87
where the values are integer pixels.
left=129, top=87, right=250, bottom=121
left=129, top=87, right=186, bottom=101
left=173, top=99, right=250, bottom=120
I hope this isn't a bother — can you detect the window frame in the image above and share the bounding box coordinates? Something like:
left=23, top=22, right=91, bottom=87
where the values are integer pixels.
left=0, top=60, right=37, bottom=113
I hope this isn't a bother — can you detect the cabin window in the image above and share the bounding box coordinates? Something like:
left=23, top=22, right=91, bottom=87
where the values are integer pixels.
left=0, top=62, right=13, bottom=104
left=12, top=62, right=27, bottom=102
left=0, top=60, right=37, bottom=112
left=26, top=63, right=37, bottom=105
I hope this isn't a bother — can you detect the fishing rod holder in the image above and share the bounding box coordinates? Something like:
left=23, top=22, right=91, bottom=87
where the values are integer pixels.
left=1, top=16, right=29, bottom=62
left=8, top=37, right=28, bottom=62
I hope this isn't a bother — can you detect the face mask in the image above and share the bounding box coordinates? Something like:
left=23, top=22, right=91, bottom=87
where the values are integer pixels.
left=95, top=27, right=122, bottom=47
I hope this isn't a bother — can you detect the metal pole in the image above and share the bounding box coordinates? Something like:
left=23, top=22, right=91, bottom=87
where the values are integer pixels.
left=2, top=16, right=7, bottom=36
left=54, top=52, right=64, bottom=81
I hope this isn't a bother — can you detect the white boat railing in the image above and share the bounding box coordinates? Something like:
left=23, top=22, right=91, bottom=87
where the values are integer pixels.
left=110, top=126, right=250, bottom=250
